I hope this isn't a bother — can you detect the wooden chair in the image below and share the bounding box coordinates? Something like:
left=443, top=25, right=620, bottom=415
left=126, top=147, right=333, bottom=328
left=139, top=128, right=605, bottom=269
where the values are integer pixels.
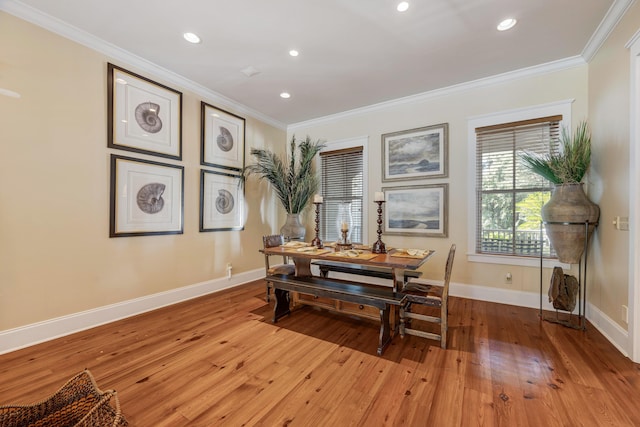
left=399, top=244, right=456, bottom=349
left=263, top=234, right=296, bottom=302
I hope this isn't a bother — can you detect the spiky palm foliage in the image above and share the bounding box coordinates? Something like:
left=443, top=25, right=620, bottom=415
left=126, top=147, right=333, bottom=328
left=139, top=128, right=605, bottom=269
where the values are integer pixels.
left=244, top=135, right=325, bottom=214
left=520, top=121, right=592, bottom=185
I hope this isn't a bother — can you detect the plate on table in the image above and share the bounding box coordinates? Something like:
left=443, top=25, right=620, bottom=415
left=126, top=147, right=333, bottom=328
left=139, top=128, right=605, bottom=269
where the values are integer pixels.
left=391, top=248, right=433, bottom=259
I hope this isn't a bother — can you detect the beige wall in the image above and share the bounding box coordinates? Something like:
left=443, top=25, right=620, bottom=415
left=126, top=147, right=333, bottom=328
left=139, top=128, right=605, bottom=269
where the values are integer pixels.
left=588, top=2, right=640, bottom=329
left=290, top=67, right=589, bottom=292
left=0, top=12, right=286, bottom=331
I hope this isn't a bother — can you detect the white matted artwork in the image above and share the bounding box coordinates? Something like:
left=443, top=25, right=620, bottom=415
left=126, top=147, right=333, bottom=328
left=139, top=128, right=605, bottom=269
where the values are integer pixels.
left=200, top=169, right=244, bottom=232
left=201, top=102, right=245, bottom=172
left=383, top=184, right=448, bottom=237
left=382, top=123, right=448, bottom=181
left=110, top=154, right=184, bottom=237
left=108, top=63, right=182, bottom=160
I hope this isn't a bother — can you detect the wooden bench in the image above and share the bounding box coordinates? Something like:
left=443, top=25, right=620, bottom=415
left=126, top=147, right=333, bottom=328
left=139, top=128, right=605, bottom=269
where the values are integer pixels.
left=312, top=260, right=423, bottom=283
left=267, top=273, right=406, bottom=355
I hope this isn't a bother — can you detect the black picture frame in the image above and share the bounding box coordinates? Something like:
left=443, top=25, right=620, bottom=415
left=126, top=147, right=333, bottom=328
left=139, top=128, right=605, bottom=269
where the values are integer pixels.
left=110, top=154, right=184, bottom=237
left=201, top=102, right=245, bottom=172
left=108, top=63, right=183, bottom=160
left=200, top=169, right=245, bottom=232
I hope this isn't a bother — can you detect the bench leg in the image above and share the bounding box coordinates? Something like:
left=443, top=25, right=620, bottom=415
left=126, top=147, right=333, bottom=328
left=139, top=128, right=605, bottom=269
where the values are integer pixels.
left=273, top=288, right=291, bottom=323
left=377, top=306, right=392, bottom=356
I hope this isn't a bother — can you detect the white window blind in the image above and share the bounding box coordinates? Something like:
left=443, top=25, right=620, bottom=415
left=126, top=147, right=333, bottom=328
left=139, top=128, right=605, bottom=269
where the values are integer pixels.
left=475, top=115, right=561, bottom=257
left=320, top=147, right=364, bottom=243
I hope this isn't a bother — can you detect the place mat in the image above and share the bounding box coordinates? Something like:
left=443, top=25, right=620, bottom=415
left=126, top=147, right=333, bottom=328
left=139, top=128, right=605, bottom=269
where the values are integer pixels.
left=390, top=249, right=434, bottom=259
left=280, top=241, right=310, bottom=248
left=284, top=248, right=332, bottom=255
left=325, top=251, right=378, bottom=260
left=322, top=242, right=371, bottom=251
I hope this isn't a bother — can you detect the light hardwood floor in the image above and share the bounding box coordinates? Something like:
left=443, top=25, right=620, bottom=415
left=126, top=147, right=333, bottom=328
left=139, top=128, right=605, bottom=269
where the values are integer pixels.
left=1, top=280, right=639, bottom=426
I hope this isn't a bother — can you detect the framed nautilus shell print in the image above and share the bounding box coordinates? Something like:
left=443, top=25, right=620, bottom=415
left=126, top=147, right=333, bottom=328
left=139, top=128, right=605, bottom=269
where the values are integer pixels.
left=108, top=63, right=182, bottom=160
left=110, top=154, right=184, bottom=237
left=201, top=102, right=245, bottom=172
left=200, top=169, right=245, bottom=232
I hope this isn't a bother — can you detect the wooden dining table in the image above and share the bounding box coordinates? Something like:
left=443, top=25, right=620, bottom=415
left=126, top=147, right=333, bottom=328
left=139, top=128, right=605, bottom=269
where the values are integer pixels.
left=261, top=243, right=435, bottom=354
left=261, top=243, right=434, bottom=292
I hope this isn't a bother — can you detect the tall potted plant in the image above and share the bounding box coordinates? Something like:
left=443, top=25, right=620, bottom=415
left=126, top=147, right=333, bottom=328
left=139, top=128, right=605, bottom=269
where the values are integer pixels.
left=520, top=121, right=599, bottom=263
left=244, top=135, right=325, bottom=240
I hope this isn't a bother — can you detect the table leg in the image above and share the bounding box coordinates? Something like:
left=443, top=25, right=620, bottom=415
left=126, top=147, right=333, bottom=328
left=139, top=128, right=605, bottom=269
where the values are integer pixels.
left=292, top=257, right=312, bottom=277
left=273, top=288, right=291, bottom=322
left=377, top=305, right=392, bottom=356
left=392, top=267, right=406, bottom=292
left=389, top=267, right=406, bottom=334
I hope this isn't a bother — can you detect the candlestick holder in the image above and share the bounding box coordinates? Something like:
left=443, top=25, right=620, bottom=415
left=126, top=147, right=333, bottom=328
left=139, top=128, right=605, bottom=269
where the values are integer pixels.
left=371, top=200, right=387, bottom=254
left=311, top=202, right=323, bottom=248
left=337, top=228, right=353, bottom=251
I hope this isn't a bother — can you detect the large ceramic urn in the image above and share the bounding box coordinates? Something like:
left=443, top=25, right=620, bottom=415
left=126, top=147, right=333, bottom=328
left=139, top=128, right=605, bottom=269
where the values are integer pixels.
left=541, top=183, right=599, bottom=264
left=280, top=213, right=306, bottom=241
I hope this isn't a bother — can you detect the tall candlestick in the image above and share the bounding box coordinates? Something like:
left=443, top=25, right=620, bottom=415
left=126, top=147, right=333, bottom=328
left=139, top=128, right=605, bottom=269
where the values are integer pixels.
left=371, top=200, right=387, bottom=254
left=311, top=201, right=323, bottom=248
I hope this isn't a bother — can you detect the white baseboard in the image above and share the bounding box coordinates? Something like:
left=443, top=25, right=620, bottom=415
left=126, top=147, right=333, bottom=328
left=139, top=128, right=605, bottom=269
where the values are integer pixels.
left=1, top=273, right=629, bottom=359
left=585, top=302, right=629, bottom=357
left=0, top=269, right=264, bottom=355
left=451, top=281, right=630, bottom=357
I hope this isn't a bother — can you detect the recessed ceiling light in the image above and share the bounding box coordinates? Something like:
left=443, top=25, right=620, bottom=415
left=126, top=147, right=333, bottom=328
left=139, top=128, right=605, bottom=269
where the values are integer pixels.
left=497, top=18, right=517, bottom=31
left=115, top=78, right=127, bottom=85
left=289, top=49, right=299, bottom=57
left=397, top=2, right=409, bottom=12
left=280, top=92, right=291, bottom=99
left=183, top=32, right=201, bottom=44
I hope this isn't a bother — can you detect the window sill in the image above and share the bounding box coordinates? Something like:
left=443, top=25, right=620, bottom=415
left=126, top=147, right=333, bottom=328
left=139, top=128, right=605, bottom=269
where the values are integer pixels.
left=467, top=253, right=571, bottom=269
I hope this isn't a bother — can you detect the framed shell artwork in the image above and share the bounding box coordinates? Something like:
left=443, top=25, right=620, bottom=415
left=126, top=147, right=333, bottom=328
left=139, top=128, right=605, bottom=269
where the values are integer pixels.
left=200, top=169, right=245, bottom=232
left=110, top=154, right=184, bottom=237
left=107, top=63, right=183, bottom=160
left=201, top=102, right=245, bottom=172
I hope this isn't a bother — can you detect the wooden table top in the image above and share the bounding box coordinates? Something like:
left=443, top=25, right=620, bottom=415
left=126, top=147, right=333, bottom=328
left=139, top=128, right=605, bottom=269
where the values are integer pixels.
left=262, top=244, right=435, bottom=270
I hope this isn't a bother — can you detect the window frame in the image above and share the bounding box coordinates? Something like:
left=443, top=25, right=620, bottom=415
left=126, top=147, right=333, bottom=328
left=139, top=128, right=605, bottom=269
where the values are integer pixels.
left=467, top=100, right=573, bottom=267
left=317, top=136, right=369, bottom=244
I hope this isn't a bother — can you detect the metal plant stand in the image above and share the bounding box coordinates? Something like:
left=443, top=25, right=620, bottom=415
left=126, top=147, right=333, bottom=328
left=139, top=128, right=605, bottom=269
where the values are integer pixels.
left=539, top=220, right=597, bottom=331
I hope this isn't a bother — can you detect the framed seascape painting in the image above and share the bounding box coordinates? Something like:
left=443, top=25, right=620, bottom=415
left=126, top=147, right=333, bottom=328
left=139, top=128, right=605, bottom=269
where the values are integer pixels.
left=201, top=102, right=245, bottom=172
left=110, top=154, right=184, bottom=237
left=200, top=169, right=245, bottom=232
left=382, top=123, right=448, bottom=181
left=383, top=184, right=448, bottom=237
left=108, top=63, right=182, bottom=160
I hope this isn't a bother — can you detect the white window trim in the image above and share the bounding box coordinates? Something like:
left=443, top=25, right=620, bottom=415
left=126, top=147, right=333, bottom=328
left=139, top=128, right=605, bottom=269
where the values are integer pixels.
left=466, top=99, right=574, bottom=268
left=626, top=28, right=640, bottom=362
left=317, top=135, right=369, bottom=244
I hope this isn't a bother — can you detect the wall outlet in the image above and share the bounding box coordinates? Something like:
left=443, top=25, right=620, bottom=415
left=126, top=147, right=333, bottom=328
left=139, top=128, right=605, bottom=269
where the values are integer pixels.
left=613, top=216, right=629, bottom=231
left=622, top=305, right=629, bottom=324
left=505, top=272, right=512, bottom=284
left=226, top=263, right=233, bottom=279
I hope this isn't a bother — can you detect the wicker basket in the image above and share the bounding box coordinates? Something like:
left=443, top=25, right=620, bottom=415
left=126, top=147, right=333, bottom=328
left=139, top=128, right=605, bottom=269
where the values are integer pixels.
left=0, top=369, right=127, bottom=427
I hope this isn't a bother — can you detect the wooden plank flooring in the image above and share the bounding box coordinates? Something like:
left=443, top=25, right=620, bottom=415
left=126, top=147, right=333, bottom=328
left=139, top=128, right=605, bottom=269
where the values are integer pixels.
left=1, top=280, right=640, bottom=426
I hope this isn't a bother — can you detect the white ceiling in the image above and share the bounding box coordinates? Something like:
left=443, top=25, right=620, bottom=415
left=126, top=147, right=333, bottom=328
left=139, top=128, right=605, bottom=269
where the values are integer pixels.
left=3, top=0, right=625, bottom=126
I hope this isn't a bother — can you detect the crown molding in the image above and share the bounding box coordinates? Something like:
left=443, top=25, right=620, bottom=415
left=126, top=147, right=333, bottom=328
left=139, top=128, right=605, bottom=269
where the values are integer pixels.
left=289, top=56, right=586, bottom=131
left=582, top=0, right=637, bottom=61
left=0, top=0, right=286, bottom=130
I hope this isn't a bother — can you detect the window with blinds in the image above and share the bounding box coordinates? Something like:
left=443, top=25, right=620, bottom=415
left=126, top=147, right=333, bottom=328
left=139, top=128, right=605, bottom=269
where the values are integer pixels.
left=320, top=147, right=364, bottom=243
left=475, top=116, right=561, bottom=257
